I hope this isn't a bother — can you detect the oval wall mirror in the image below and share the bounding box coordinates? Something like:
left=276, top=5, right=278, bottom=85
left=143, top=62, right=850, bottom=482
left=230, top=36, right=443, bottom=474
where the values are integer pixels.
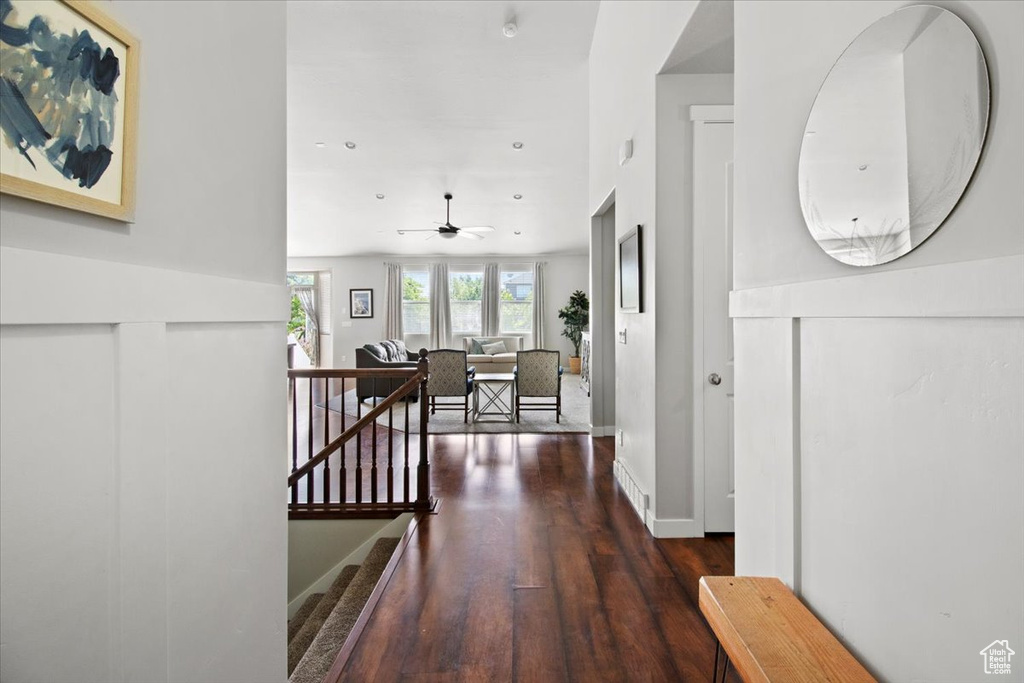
left=798, top=5, right=989, bottom=267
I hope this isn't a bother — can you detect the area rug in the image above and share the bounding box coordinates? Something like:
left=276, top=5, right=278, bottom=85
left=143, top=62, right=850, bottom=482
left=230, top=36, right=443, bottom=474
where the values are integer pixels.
left=321, top=374, right=591, bottom=434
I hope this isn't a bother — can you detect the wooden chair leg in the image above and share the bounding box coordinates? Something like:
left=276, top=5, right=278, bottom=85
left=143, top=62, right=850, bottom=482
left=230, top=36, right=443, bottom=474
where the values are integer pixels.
left=464, top=394, right=469, bottom=423
left=515, top=395, right=520, bottom=423
left=556, top=394, right=561, bottom=423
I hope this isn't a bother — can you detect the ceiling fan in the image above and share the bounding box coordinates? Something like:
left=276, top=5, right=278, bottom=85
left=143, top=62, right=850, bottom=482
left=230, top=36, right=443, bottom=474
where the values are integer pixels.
left=397, top=193, right=495, bottom=240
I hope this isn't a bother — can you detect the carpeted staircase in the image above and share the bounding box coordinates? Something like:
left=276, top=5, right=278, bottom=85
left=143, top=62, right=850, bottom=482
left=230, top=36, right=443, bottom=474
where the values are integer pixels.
left=287, top=537, right=401, bottom=683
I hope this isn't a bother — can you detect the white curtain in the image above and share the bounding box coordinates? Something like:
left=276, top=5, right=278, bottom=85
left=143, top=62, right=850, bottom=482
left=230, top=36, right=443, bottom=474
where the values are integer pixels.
left=532, top=262, right=545, bottom=349
left=295, top=286, right=320, bottom=366
left=429, top=263, right=451, bottom=349
left=383, top=262, right=404, bottom=340
left=481, top=262, right=500, bottom=337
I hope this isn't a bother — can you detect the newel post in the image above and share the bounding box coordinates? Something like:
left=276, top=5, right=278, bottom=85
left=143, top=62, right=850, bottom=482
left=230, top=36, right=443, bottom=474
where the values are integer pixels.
left=416, top=348, right=431, bottom=507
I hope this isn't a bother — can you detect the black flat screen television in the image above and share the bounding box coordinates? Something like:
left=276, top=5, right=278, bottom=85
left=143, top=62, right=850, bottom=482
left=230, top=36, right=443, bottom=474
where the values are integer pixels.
left=619, top=225, right=642, bottom=312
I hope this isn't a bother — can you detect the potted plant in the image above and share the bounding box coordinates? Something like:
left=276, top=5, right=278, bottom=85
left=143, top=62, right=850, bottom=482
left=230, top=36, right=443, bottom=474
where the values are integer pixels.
left=558, top=289, right=589, bottom=374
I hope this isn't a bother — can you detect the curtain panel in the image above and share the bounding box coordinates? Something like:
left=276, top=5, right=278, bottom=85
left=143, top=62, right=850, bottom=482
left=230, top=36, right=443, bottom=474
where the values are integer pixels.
left=532, top=262, right=545, bottom=349
left=295, top=286, right=320, bottom=367
left=481, top=263, right=500, bottom=337
left=429, top=263, right=452, bottom=349
left=383, top=262, right=404, bottom=340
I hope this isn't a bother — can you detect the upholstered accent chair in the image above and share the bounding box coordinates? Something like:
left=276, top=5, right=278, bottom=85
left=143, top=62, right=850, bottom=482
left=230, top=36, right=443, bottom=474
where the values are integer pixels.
left=427, top=349, right=476, bottom=423
left=514, top=350, right=562, bottom=423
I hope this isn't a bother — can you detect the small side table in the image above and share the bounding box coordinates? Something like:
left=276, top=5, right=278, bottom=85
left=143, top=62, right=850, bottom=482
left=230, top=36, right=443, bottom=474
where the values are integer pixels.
left=473, top=373, right=516, bottom=423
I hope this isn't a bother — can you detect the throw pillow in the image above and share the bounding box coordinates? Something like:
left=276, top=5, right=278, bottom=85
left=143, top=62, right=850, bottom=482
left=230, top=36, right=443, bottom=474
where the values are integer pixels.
left=390, top=339, right=408, bottom=359
left=380, top=340, right=398, bottom=361
left=470, top=338, right=485, bottom=354
left=481, top=341, right=507, bottom=356
left=363, top=343, right=386, bottom=360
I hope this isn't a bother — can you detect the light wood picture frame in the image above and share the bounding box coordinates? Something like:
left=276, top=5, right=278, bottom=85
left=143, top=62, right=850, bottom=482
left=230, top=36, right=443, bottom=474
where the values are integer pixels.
left=0, top=0, right=139, bottom=222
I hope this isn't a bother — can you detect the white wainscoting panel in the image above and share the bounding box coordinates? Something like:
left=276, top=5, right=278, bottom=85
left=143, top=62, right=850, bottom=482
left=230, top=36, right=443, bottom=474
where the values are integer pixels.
left=799, top=317, right=1023, bottom=682
left=0, top=325, right=118, bottom=682
left=0, top=247, right=288, bottom=683
left=732, top=257, right=1024, bottom=682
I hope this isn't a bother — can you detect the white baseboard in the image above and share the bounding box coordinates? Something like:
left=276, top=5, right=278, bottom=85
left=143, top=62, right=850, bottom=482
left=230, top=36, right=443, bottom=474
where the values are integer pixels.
left=287, top=513, right=413, bottom=618
left=614, top=460, right=705, bottom=537
left=643, top=513, right=703, bottom=538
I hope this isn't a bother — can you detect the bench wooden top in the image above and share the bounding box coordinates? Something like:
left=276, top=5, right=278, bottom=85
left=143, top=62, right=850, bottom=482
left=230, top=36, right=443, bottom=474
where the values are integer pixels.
left=699, top=576, right=876, bottom=683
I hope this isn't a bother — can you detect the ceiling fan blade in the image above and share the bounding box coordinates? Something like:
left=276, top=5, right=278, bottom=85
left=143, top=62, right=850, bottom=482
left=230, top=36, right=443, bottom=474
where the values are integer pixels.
left=457, top=230, right=484, bottom=240
left=425, top=233, right=438, bottom=240
left=396, top=229, right=440, bottom=234
left=460, top=226, right=495, bottom=233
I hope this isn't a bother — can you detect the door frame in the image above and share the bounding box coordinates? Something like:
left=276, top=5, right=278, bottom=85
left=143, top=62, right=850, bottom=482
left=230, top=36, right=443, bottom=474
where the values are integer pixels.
left=690, top=105, right=734, bottom=534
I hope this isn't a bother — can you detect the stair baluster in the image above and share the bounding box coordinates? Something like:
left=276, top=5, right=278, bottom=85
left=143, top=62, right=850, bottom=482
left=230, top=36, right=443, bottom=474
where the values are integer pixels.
left=286, top=349, right=435, bottom=518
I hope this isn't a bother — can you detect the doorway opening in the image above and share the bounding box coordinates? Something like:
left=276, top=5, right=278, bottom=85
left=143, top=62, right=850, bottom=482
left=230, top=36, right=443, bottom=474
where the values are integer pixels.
left=589, top=192, right=617, bottom=438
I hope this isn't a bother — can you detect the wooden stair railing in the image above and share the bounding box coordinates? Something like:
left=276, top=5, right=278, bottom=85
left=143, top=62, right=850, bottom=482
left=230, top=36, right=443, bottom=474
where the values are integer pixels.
left=287, top=349, right=436, bottom=518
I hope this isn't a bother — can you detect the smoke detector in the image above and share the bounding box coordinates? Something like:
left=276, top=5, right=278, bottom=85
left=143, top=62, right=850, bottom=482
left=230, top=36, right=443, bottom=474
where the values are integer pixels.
left=503, top=21, right=518, bottom=38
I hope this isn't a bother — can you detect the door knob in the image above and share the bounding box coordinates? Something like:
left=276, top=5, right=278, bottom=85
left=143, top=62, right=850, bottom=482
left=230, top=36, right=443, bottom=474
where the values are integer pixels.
left=708, top=373, right=722, bottom=386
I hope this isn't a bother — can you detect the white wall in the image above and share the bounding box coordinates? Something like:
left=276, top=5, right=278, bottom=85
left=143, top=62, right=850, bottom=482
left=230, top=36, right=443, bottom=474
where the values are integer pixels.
left=0, top=2, right=288, bottom=682
left=654, top=74, right=733, bottom=527
left=735, top=1, right=1023, bottom=290
left=287, top=253, right=589, bottom=369
left=590, top=0, right=736, bottom=534
left=590, top=201, right=617, bottom=436
left=733, top=2, right=1024, bottom=681
left=590, top=0, right=699, bottom=533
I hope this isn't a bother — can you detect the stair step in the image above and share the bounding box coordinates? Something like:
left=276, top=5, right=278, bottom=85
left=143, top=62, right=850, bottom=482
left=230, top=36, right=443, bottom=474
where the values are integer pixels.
left=288, top=564, right=360, bottom=675
left=289, top=537, right=401, bottom=683
left=288, top=592, right=324, bottom=645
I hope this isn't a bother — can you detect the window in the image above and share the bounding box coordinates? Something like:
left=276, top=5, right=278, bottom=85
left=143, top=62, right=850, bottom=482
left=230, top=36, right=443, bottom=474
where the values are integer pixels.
left=402, top=267, right=430, bottom=335
left=500, top=268, right=533, bottom=334
left=287, top=271, right=319, bottom=365
left=449, top=269, right=483, bottom=335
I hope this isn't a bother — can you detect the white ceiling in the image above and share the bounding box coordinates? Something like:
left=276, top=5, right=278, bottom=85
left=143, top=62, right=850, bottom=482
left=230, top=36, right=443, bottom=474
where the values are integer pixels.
left=287, top=1, right=599, bottom=257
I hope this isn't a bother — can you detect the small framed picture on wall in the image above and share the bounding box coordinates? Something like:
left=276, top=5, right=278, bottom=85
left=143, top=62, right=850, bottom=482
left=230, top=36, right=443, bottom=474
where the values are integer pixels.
left=350, top=289, right=374, bottom=318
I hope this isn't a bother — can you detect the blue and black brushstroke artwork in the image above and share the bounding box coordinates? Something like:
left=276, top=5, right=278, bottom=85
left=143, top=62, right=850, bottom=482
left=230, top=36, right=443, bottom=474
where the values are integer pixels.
left=0, top=0, right=120, bottom=189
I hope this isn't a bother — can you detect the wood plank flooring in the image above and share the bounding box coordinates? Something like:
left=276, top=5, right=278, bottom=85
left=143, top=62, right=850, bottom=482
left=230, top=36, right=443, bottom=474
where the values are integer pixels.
left=335, top=434, right=736, bottom=682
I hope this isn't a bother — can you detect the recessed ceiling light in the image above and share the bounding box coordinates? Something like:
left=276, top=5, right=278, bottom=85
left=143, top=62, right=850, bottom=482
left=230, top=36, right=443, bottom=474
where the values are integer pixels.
left=503, top=21, right=518, bottom=38
left=315, top=142, right=327, bottom=148
left=376, top=193, right=385, bottom=199
left=514, top=230, right=522, bottom=236
left=344, top=141, right=356, bottom=149
left=513, top=194, right=522, bottom=200
left=512, top=142, right=523, bottom=150
left=397, top=230, right=406, bottom=235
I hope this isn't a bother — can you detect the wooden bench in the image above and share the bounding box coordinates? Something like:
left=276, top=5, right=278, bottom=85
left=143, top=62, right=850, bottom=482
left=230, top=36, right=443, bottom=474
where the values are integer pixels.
left=699, top=577, right=877, bottom=683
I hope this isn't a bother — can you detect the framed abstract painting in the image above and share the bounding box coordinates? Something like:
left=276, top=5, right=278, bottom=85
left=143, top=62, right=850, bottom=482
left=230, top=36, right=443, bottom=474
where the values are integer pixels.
left=0, top=0, right=139, bottom=221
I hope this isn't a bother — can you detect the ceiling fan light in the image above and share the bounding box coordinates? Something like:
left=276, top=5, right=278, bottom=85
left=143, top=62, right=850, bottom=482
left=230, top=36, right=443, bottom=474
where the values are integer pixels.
left=439, top=231, right=457, bottom=239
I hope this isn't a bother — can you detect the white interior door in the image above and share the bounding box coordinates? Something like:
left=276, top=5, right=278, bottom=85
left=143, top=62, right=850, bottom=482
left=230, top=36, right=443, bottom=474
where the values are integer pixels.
left=693, top=109, right=734, bottom=533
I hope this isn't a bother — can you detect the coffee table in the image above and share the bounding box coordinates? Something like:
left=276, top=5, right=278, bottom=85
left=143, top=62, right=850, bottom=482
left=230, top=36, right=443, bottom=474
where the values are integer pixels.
left=473, top=373, right=516, bottom=423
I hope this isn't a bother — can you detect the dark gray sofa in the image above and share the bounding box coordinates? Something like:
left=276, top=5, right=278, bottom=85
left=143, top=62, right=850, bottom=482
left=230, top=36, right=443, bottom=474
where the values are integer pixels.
left=355, top=340, right=420, bottom=402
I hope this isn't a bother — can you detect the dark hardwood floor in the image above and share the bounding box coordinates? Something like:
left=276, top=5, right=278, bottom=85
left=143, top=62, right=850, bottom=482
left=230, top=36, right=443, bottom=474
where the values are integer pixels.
left=335, top=434, right=736, bottom=682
